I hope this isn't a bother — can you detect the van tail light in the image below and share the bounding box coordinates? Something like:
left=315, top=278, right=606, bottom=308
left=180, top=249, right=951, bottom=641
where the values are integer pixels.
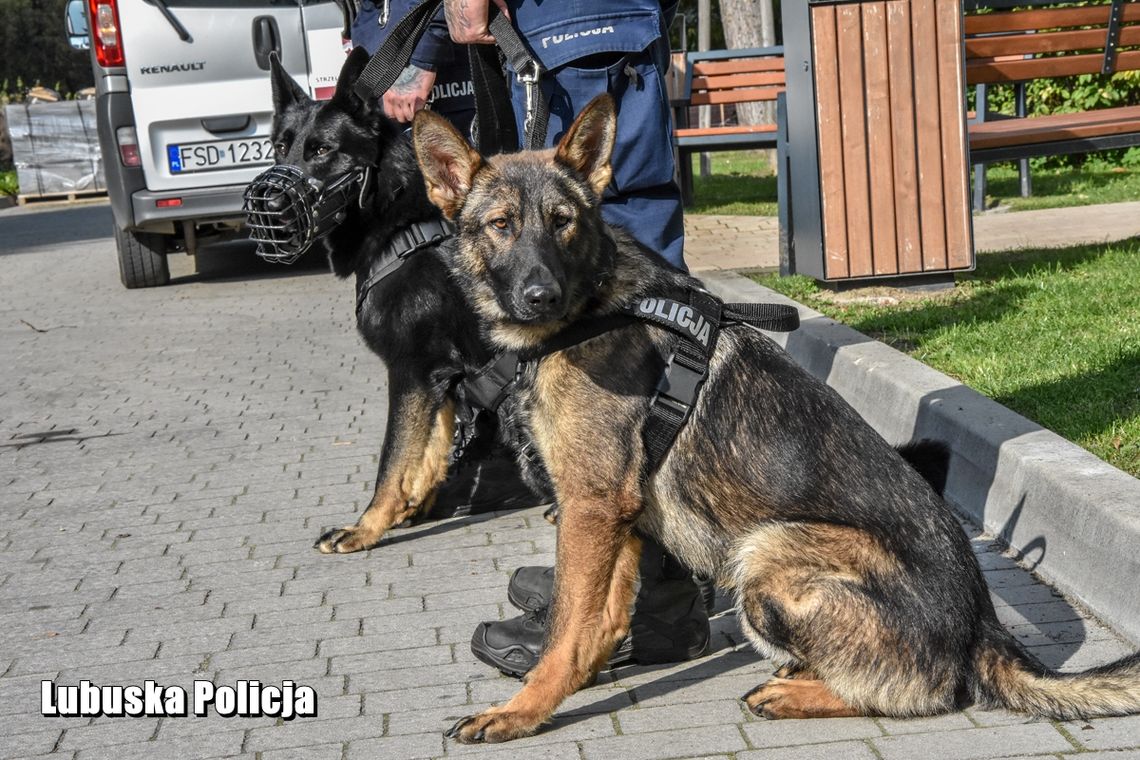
left=116, top=126, right=141, bottom=167
left=88, top=0, right=124, bottom=67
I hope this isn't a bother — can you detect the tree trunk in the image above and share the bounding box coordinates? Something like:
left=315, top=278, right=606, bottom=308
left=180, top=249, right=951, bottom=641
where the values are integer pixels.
left=718, top=0, right=776, bottom=126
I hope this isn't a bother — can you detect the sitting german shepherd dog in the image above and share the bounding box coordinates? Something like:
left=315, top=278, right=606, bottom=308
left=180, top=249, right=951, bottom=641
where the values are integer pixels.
left=265, top=49, right=538, bottom=553
left=411, top=96, right=1140, bottom=743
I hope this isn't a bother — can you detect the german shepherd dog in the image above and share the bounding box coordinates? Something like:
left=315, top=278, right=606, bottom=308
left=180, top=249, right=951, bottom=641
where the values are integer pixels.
left=268, top=49, right=537, bottom=553
left=411, top=96, right=1140, bottom=743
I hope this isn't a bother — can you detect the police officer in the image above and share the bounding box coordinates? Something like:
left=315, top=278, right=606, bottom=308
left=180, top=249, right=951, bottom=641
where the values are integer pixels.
left=350, top=0, right=476, bottom=136
left=440, top=0, right=711, bottom=677
left=445, top=0, right=686, bottom=270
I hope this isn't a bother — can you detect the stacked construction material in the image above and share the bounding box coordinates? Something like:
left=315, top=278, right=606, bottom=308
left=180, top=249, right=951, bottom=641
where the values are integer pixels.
left=5, top=100, right=105, bottom=198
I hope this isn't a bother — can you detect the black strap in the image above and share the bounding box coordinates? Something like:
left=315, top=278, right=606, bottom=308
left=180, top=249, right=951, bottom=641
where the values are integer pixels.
left=464, top=352, right=521, bottom=413
left=355, top=218, right=454, bottom=314
left=468, top=33, right=520, bottom=154
left=722, top=302, right=800, bottom=333
left=488, top=11, right=548, bottom=150
left=463, top=287, right=799, bottom=482
left=640, top=289, right=723, bottom=477
left=353, top=0, right=445, bottom=102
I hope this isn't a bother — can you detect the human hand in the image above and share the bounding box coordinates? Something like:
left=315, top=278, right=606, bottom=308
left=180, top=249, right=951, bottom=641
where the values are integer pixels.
left=443, top=0, right=510, bottom=45
left=382, top=65, right=437, bottom=123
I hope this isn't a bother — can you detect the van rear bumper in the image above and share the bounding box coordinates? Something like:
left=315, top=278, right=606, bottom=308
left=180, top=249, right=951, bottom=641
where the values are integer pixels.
left=132, top=184, right=248, bottom=232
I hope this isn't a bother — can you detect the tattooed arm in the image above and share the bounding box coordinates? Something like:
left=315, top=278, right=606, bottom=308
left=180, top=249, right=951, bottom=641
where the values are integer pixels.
left=443, top=0, right=509, bottom=45
left=382, top=64, right=437, bottom=123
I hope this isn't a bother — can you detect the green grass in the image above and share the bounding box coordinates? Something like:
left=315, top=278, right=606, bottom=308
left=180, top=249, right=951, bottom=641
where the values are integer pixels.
left=0, top=170, right=17, bottom=196
left=685, top=151, right=1140, bottom=216
left=753, top=240, right=1140, bottom=478
left=688, top=150, right=777, bottom=216
left=982, top=161, right=1140, bottom=211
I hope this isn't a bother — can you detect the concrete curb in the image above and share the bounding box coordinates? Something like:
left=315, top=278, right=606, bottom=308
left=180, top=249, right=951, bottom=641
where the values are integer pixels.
left=703, top=270, right=1140, bottom=645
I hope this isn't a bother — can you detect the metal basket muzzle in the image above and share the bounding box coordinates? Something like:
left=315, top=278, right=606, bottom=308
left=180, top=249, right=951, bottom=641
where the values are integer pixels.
left=243, top=164, right=365, bottom=264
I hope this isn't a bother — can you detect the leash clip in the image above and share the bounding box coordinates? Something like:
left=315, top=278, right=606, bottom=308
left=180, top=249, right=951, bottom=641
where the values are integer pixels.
left=517, top=60, right=544, bottom=140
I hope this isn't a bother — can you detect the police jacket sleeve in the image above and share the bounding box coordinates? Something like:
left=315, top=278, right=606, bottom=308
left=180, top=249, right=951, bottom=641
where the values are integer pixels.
left=409, top=6, right=456, bottom=71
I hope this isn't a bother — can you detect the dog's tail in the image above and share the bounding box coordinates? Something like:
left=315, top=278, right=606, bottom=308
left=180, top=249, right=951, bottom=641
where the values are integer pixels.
left=896, top=439, right=951, bottom=497
left=973, top=617, right=1140, bottom=719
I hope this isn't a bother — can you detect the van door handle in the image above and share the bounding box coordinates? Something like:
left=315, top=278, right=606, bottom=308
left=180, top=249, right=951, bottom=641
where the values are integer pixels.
left=202, top=115, right=252, bottom=134
left=253, top=16, right=280, bottom=71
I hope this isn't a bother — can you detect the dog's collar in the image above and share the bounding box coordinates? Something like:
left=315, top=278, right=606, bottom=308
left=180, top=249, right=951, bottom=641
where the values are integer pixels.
left=355, top=218, right=456, bottom=316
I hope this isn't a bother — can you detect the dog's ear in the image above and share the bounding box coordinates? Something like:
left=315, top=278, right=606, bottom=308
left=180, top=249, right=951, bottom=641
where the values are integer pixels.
left=270, top=51, right=309, bottom=113
left=333, top=47, right=372, bottom=110
left=412, top=110, right=484, bottom=219
left=554, top=94, right=616, bottom=197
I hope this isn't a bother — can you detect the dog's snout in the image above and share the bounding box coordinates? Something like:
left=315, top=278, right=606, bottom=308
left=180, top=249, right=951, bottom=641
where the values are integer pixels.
left=265, top=190, right=289, bottom=213
left=523, top=282, right=562, bottom=309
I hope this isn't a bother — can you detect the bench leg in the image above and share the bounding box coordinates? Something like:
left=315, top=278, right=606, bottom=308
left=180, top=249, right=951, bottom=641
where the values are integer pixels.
left=972, top=162, right=987, bottom=212
left=1019, top=157, right=1032, bottom=198
left=679, top=148, right=694, bottom=208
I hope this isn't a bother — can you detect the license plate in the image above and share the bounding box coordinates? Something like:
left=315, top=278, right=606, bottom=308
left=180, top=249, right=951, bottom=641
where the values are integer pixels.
left=167, top=137, right=273, bottom=174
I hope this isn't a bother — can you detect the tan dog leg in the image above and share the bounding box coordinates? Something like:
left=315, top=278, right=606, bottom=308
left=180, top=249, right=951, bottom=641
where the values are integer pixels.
left=316, top=394, right=455, bottom=554
left=447, top=500, right=641, bottom=743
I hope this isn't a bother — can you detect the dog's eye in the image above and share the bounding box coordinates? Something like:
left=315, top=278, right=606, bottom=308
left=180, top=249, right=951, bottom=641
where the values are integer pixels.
left=315, top=145, right=332, bottom=157
left=553, top=212, right=572, bottom=230
left=489, top=218, right=509, bottom=231
left=274, top=142, right=287, bottom=156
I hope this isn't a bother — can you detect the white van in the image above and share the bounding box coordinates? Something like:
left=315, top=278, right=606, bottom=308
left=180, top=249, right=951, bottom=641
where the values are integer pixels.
left=68, top=0, right=349, bottom=287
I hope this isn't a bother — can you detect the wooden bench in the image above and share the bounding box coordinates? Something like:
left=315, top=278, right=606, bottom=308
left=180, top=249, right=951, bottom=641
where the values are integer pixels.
left=965, top=0, right=1140, bottom=209
left=671, top=47, right=785, bottom=207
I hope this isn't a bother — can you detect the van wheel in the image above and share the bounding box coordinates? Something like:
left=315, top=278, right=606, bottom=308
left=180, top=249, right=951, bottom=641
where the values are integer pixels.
left=115, top=226, right=171, bottom=288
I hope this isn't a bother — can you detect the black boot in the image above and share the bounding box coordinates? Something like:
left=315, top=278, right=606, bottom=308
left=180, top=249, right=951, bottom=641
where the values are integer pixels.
left=470, top=537, right=710, bottom=677
left=427, top=410, right=545, bottom=519
left=505, top=564, right=717, bottom=615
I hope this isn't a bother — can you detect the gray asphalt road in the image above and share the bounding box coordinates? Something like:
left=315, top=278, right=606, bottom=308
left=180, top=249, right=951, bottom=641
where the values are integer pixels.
left=1, top=201, right=1139, bottom=760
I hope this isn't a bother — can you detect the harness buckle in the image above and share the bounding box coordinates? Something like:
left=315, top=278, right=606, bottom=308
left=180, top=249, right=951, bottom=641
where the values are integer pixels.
left=652, top=353, right=705, bottom=414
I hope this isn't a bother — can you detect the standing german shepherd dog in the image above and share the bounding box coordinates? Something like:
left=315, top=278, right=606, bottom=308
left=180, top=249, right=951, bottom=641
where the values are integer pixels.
left=268, top=49, right=533, bottom=553
left=411, top=96, right=1140, bottom=743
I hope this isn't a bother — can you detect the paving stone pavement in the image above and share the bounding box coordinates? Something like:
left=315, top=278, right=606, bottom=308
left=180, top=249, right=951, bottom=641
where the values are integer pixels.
left=2, top=201, right=1139, bottom=759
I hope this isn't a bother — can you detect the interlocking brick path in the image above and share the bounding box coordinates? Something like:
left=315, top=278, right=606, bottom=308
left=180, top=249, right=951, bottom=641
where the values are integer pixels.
left=1, top=202, right=1138, bottom=759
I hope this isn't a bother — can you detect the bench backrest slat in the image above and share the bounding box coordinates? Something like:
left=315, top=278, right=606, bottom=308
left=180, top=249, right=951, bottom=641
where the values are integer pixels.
left=966, top=25, right=1140, bottom=60
left=691, top=71, right=785, bottom=91
left=691, top=58, right=785, bottom=77
left=968, top=48, right=1140, bottom=83
left=964, top=3, right=1140, bottom=36
left=689, top=86, right=785, bottom=106
left=964, top=1, right=1140, bottom=84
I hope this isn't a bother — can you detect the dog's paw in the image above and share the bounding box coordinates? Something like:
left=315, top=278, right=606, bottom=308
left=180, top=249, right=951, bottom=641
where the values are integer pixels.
left=444, top=709, right=541, bottom=744
left=314, top=525, right=378, bottom=554
left=743, top=679, right=791, bottom=719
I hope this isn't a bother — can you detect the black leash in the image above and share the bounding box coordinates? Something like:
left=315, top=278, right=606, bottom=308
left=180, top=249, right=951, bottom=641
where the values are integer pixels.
left=350, top=0, right=548, bottom=153
left=352, top=0, right=445, bottom=104
left=355, top=218, right=455, bottom=315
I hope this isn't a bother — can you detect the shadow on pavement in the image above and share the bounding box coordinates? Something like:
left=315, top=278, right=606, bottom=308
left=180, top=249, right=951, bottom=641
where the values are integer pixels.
left=170, top=239, right=328, bottom=285
left=0, top=201, right=115, bottom=253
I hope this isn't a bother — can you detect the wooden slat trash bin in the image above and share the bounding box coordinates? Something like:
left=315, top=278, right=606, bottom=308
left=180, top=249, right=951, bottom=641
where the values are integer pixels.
left=780, top=0, right=975, bottom=284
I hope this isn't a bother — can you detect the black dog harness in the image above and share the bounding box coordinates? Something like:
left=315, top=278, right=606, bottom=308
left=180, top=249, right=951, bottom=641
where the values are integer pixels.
left=355, top=218, right=456, bottom=315
left=463, top=288, right=800, bottom=479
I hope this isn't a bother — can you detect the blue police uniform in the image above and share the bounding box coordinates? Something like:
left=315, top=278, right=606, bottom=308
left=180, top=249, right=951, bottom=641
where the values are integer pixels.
left=351, top=0, right=476, bottom=137
left=505, top=0, right=685, bottom=270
